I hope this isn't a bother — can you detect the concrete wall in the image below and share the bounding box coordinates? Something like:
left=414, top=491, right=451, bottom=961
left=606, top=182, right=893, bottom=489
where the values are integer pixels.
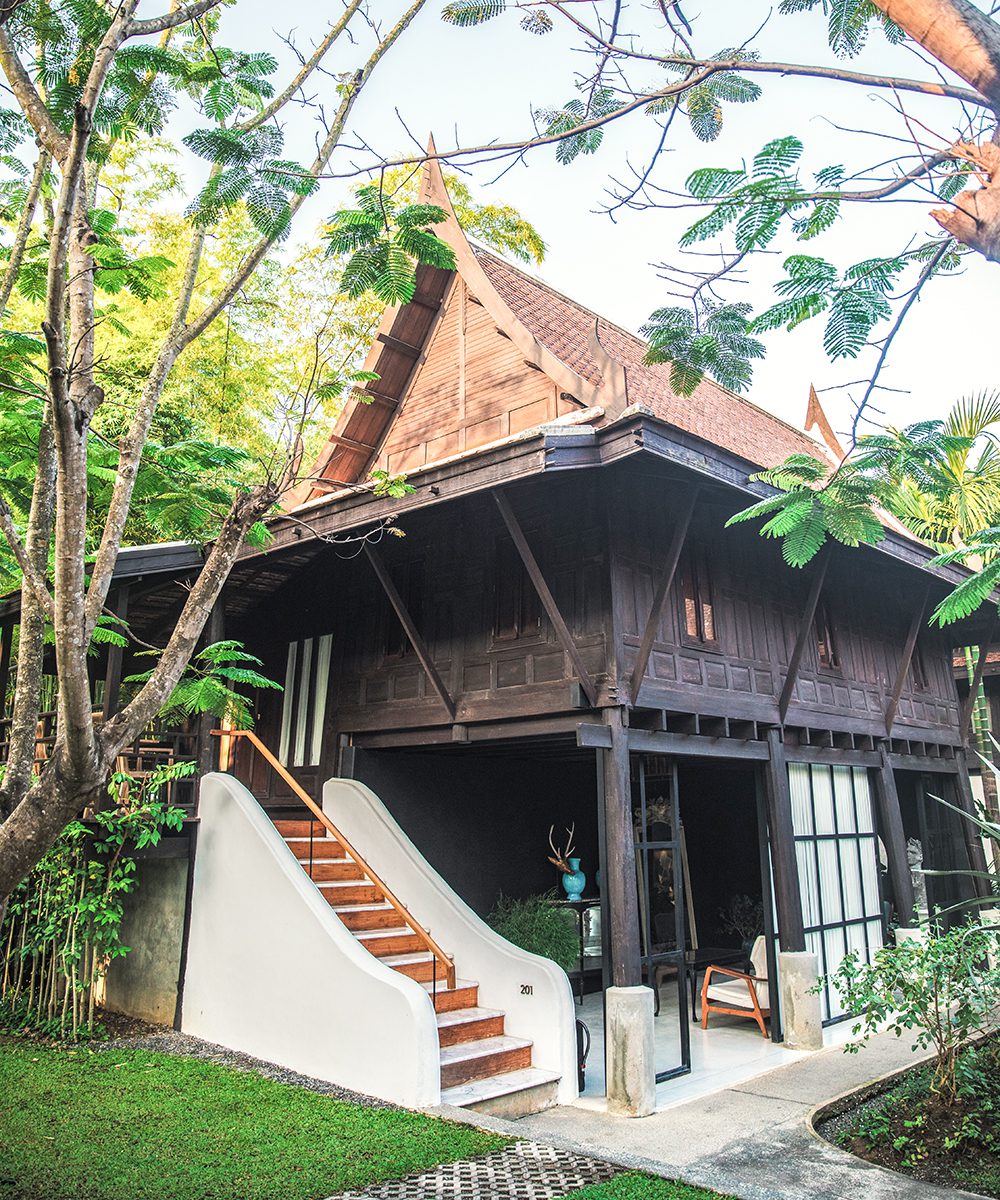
left=181, top=773, right=442, bottom=1108
left=104, top=857, right=188, bottom=1026
left=325, top=776, right=579, bottom=1104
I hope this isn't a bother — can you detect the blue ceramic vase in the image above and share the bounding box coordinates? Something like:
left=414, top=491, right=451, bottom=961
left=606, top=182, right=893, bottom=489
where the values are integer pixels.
left=562, top=857, right=586, bottom=899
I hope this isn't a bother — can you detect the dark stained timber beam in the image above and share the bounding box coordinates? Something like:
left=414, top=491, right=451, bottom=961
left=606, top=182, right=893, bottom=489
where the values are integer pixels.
left=778, top=551, right=831, bottom=724
left=603, top=708, right=642, bottom=987
left=885, top=583, right=931, bottom=736
left=363, top=544, right=456, bottom=721
left=327, top=432, right=377, bottom=455
left=953, top=752, right=993, bottom=900
left=377, top=333, right=423, bottom=358
left=763, top=726, right=806, bottom=953
left=628, top=486, right=700, bottom=703
left=493, top=489, right=598, bottom=707
left=872, top=744, right=917, bottom=926
left=0, top=617, right=12, bottom=724
left=102, top=582, right=130, bottom=719
left=960, top=615, right=998, bottom=744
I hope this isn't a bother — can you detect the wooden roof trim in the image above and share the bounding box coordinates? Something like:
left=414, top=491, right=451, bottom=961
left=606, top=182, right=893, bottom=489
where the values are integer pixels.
left=284, top=268, right=451, bottom=510
left=418, top=137, right=626, bottom=416
left=804, top=384, right=846, bottom=458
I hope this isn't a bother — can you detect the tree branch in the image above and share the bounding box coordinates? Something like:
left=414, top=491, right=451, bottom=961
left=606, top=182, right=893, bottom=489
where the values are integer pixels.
left=0, top=30, right=67, bottom=159
left=85, top=0, right=427, bottom=633
left=0, top=493, right=53, bottom=620
left=0, top=147, right=47, bottom=313
left=126, top=0, right=228, bottom=38
left=239, top=0, right=366, bottom=132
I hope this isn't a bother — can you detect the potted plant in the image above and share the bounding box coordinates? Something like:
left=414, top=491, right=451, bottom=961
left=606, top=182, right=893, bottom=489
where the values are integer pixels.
left=487, top=892, right=579, bottom=973
left=719, top=893, right=764, bottom=956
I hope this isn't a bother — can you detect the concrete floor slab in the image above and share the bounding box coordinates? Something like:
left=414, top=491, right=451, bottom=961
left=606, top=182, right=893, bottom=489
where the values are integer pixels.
left=482, top=1028, right=977, bottom=1200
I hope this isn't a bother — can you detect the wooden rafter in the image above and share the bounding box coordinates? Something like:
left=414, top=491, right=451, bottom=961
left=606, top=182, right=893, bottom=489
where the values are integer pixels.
left=960, top=614, right=998, bottom=744
left=493, top=489, right=598, bottom=707
left=628, top=486, right=700, bottom=703
left=363, top=544, right=456, bottom=721
left=778, top=551, right=831, bottom=723
left=326, top=432, right=378, bottom=455
left=884, top=583, right=931, bottom=735
left=377, top=333, right=423, bottom=358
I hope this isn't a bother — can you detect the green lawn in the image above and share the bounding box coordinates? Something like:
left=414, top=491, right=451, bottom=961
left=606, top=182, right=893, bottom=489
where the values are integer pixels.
left=556, top=1175, right=731, bottom=1200
left=0, top=1040, right=507, bottom=1200
left=0, top=1039, right=728, bottom=1200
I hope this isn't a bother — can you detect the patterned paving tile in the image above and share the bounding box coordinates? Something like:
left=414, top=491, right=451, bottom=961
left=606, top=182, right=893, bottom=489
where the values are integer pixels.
left=330, top=1140, right=620, bottom=1199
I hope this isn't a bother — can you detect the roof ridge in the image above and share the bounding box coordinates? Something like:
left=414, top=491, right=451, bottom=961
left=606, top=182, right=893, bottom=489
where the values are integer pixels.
left=470, top=242, right=833, bottom=462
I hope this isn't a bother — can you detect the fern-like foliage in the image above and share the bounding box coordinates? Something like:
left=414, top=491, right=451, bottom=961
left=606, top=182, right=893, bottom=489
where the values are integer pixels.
left=727, top=454, right=886, bottom=566
left=325, top=186, right=456, bottom=305
left=126, top=640, right=280, bottom=729
left=641, top=301, right=765, bottom=395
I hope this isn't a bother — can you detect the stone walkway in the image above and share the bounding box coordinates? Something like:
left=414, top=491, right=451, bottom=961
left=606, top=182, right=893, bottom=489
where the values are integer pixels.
left=435, top=1029, right=984, bottom=1200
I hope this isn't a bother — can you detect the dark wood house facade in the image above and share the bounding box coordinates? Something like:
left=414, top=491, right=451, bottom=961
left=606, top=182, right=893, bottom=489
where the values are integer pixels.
left=1, top=160, right=992, bottom=1089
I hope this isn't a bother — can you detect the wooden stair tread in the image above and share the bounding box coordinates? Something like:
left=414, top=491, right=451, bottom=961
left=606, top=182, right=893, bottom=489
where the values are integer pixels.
left=440, top=1067, right=560, bottom=1109
left=421, top=977, right=477, bottom=993
left=435, top=1006, right=503, bottom=1027
left=438, top=1034, right=532, bottom=1065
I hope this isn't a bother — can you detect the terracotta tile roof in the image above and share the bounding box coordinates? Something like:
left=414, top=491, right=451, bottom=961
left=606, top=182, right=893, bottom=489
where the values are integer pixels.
left=474, top=245, right=830, bottom=472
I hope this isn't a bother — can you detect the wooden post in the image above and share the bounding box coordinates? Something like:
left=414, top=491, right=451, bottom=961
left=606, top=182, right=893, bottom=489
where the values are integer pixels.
left=493, top=489, right=598, bottom=707
left=0, top=618, right=12, bottom=723
left=363, top=544, right=456, bottom=720
left=884, top=584, right=930, bottom=736
left=762, top=726, right=806, bottom=952
left=102, top=582, right=130, bottom=719
left=871, top=744, right=917, bottom=926
left=602, top=708, right=641, bottom=987
left=196, top=602, right=226, bottom=783
left=954, top=751, right=992, bottom=899
left=628, top=486, right=699, bottom=703
left=778, top=552, right=830, bottom=723
left=960, top=618, right=997, bottom=744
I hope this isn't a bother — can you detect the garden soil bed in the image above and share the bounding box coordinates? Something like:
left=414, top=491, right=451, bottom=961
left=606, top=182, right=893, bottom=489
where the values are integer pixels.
left=814, top=1051, right=1000, bottom=1199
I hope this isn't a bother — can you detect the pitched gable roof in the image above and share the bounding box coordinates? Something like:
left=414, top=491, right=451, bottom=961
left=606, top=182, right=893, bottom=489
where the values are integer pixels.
left=473, top=245, right=829, bottom=471
left=290, top=155, right=833, bottom=509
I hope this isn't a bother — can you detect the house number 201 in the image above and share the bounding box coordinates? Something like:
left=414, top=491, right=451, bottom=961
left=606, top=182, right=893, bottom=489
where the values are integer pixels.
left=520, top=984, right=533, bottom=995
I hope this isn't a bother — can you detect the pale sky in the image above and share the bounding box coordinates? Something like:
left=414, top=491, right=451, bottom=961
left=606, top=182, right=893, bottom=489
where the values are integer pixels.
left=225, top=0, right=998, bottom=441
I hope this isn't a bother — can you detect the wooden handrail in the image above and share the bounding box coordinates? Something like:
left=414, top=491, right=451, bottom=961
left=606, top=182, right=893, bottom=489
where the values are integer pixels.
left=212, top=729, right=456, bottom=990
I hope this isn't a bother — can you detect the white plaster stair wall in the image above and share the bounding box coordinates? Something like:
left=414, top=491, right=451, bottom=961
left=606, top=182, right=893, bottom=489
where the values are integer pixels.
left=323, top=777, right=579, bottom=1104
left=181, top=773, right=441, bottom=1107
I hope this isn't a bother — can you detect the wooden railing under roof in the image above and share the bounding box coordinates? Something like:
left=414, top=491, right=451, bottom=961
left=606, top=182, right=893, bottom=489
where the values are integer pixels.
left=213, top=729, right=456, bottom=989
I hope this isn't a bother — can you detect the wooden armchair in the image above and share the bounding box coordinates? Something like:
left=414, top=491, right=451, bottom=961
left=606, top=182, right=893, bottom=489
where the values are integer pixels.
left=701, top=935, right=770, bottom=1038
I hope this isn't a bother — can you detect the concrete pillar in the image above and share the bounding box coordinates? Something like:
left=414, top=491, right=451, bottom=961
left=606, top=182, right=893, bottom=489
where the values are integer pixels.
left=605, top=985, right=655, bottom=1117
left=778, top=951, right=823, bottom=1051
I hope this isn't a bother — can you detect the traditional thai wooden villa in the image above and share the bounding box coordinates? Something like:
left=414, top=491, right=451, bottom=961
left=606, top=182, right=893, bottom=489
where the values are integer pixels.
left=1, top=159, right=993, bottom=1116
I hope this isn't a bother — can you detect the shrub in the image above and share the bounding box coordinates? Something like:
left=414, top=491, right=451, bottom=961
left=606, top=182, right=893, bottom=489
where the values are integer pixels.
left=487, top=891, right=579, bottom=972
left=826, top=920, right=1000, bottom=1102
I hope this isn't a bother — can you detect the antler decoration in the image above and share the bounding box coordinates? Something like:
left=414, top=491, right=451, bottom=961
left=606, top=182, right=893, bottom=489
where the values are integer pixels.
left=547, top=823, right=576, bottom=874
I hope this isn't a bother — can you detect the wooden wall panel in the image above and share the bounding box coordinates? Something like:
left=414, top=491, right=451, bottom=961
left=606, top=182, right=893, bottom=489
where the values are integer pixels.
left=379, top=280, right=561, bottom=474
left=613, top=472, right=962, bottom=739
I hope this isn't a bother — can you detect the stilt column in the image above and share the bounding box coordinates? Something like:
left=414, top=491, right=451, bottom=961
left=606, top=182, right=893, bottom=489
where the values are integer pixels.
left=763, top=726, right=806, bottom=952
left=601, top=708, right=640, bottom=987
left=872, top=744, right=917, bottom=927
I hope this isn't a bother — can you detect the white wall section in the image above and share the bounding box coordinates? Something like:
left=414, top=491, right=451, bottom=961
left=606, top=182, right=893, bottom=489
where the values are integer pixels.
left=323, top=777, right=578, bottom=1104
left=182, top=773, right=441, bottom=1107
